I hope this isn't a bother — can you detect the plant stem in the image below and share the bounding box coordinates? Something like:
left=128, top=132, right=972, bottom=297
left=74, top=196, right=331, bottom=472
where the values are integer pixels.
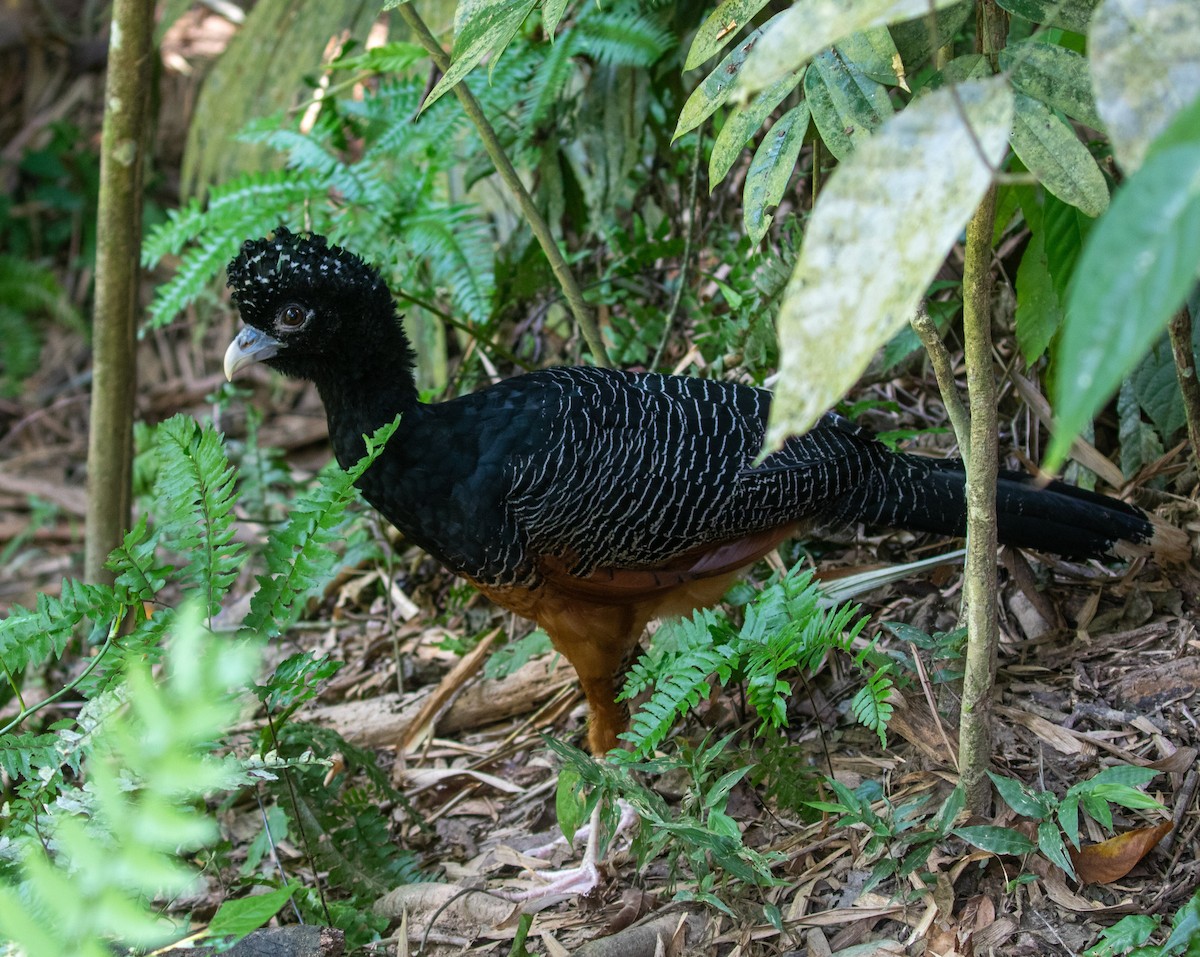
left=955, top=0, right=1008, bottom=817
left=395, top=4, right=611, bottom=368
left=911, top=303, right=971, bottom=465
left=84, top=0, right=154, bottom=583
left=1168, top=305, right=1200, bottom=468
left=958, top=182, right=1001, bottom=814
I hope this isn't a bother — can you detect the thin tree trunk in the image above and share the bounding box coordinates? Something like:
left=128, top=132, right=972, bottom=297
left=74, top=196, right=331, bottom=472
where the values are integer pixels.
left=84, top=0, right=154, bottom=583
left=956, top=0, right=1008, bottom=814
left=958, top=184, right=1000, bottom=813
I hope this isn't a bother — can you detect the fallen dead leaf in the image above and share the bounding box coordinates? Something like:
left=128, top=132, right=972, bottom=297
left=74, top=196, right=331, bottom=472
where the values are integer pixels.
left=1071, top=820, right=1174, bottom=884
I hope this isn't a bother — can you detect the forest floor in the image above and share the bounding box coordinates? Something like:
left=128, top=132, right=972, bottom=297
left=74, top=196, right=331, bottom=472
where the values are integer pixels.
left=2, top=4, right=1199, bottom=956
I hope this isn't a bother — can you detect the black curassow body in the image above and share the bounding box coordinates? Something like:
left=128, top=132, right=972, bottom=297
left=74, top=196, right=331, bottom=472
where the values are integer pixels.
left=223, top=228, right=1189, bottom=755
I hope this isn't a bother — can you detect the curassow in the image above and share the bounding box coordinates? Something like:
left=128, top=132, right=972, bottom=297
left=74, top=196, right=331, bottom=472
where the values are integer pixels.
left=224, top=229, right=1187, bottom=757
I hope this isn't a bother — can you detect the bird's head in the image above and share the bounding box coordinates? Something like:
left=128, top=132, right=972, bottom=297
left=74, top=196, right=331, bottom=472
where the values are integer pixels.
left=223, top=227, right=408, bottom=384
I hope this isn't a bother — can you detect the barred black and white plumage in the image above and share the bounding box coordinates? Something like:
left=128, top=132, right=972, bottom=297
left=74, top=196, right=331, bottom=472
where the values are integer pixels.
left=223, top=228, right=1188, bottom=755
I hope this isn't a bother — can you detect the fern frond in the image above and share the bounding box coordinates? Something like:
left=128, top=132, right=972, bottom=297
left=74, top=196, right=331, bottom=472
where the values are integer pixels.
left=405, top=208, right=496, bottom=324
left=620, top=609, right=734, bottom=757
left=243, top=418, right=399, bottom=640
left=152, top=416, right=243, bottom=618
left=0, top=732, right=63, bottom=781
left=0, top=581, right=118, bottom=676
left=577, top=9, right=675, bottom=67
left=850, top=668, right=895, bottom=747
left=106, top=515, right=170, bottom=607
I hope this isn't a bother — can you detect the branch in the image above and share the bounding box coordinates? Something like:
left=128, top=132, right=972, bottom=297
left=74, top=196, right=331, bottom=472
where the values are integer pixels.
left=395, top=5, right=611, bottom=368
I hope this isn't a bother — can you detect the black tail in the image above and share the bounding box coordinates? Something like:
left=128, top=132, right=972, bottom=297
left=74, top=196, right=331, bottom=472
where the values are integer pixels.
left=827, top=449, right=1188, bottom=563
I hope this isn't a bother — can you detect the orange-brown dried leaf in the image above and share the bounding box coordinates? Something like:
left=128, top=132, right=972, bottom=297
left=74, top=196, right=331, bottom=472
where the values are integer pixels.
left=1070, top=821, right=1173, bottom=884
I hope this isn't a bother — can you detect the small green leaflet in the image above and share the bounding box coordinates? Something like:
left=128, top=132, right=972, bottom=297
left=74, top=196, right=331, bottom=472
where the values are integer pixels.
left=205, top=883, right=298, bottom=940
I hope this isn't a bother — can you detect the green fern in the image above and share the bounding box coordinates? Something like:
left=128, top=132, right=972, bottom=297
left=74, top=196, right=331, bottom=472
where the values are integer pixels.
left=0, top=606, right=260, bottom=957
left=619, top=567, right=872, bottom=758
left=0, top=580, right=119, bottom=678
left=142, top=171, right=328, bottom=329
left=850, top=665, right=896, bottom=747
left=576, top=8, right=675, bottom=67
left=242, top=417, right=399, bottom=640
left=152, top=415, right=243, bottom=618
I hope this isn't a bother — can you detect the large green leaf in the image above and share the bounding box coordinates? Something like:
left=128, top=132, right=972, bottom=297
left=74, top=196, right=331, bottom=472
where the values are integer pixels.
left=709, top=68, right=805, bottom=187
left=954, top=825, right=1037, bottom=856
left=1014, top=225, right=1062, bottom=363
left=685, top=0, right=774, bottom=70
left=674, top=14, right=782, bottom=140
left=766, top=78, right=1013, bottom=444
left=1001, top=39, right=1103, bottom=130
left=1009, top=93, right=1109, bottom=217
left=1089, top=0, right=1200, bottom=172
left=1047, top=142, right=1200, bottom=468
left=835, top=26, right=903, bottom=86
left=994, top=0, right=1099, bottom=32
left=421, top=0, right=538, bottom=111
left=738, top=0, right=964, bottom=95
left=805, top=48, right=894, bottom=161
left=744, top=103, right=811, bottom=244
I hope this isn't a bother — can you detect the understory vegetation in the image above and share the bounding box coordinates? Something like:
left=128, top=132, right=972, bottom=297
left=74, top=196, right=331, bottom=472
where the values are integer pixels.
left=1, top=0, right=1198, bottom=955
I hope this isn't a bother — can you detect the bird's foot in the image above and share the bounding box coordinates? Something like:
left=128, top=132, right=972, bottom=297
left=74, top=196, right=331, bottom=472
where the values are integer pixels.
left=500, top=800, right=637, bottom=909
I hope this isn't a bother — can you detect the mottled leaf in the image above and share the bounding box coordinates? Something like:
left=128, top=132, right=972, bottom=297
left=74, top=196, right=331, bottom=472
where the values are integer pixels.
left=709, top=68, right=805, bottom=187
left=1010, top=93, right=1109, bottom=217
left=805, top=48, right=894, bottom=161
left=835, top=25, right=903, bottom=86
left=995, top=0, right=1099, bottom=32
left=954, top=824, right=1037, bottom=856
left=744, top=103, right=811, bottom=243
left=422, top=0, right=538, bottom=110
left=674, top=15, right=781, bottom=140
left=1089, top=0, right=1200, bottom=172
left=766, top=78, right=1013, bottom=443
left=685, top=0, right=773, bottom=70
left=1001, top=39, right=1103, bottom=130
left=738, top=0, right=964, bottom=95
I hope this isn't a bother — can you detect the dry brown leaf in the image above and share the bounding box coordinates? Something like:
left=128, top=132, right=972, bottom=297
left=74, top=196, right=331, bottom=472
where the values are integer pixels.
left=402, top=627, right=500, bottom=752
left=996, top=706, right=1094, bottom=756
left=398, top=766, right=525, bottom=794
left=927, top=921, right=973, bottom=957
left=1145, top=746, right=1198, bottom=774
left=1070, top=821, right=1174, bottom=884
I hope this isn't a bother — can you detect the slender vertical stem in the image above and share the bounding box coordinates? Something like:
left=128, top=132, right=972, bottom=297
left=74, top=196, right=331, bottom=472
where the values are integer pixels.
left=958, top=183, right=1001, bottom=812
left=84, top=0, right=154, bottom=583
left=911, top=304, right=971, bottom=464
left=395, top=4, right=610, bottom=368
left=1168, top=306, right=1200, bottom=467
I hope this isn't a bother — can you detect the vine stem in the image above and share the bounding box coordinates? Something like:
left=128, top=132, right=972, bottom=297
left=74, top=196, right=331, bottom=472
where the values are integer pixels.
left=395, top=4, right=611, bottom=368
left=0, top=610, right=124, bottom=737
left=1168, top=306, right=1200, bottom=469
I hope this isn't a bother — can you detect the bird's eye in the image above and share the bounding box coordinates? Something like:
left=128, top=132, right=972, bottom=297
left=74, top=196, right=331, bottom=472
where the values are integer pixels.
left=279, top=304, right=307, bottom=329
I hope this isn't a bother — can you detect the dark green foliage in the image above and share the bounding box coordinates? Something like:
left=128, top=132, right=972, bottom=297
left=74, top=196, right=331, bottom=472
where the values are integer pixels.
left=0, top=416, right=421, bottom=955
left=809, top=780, right=965, bottom=893
left=548, top=735, right=784, bottom=912
left=0, top=254, right=82, bottom=396
left=619, top=566, right=871, bottom=757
